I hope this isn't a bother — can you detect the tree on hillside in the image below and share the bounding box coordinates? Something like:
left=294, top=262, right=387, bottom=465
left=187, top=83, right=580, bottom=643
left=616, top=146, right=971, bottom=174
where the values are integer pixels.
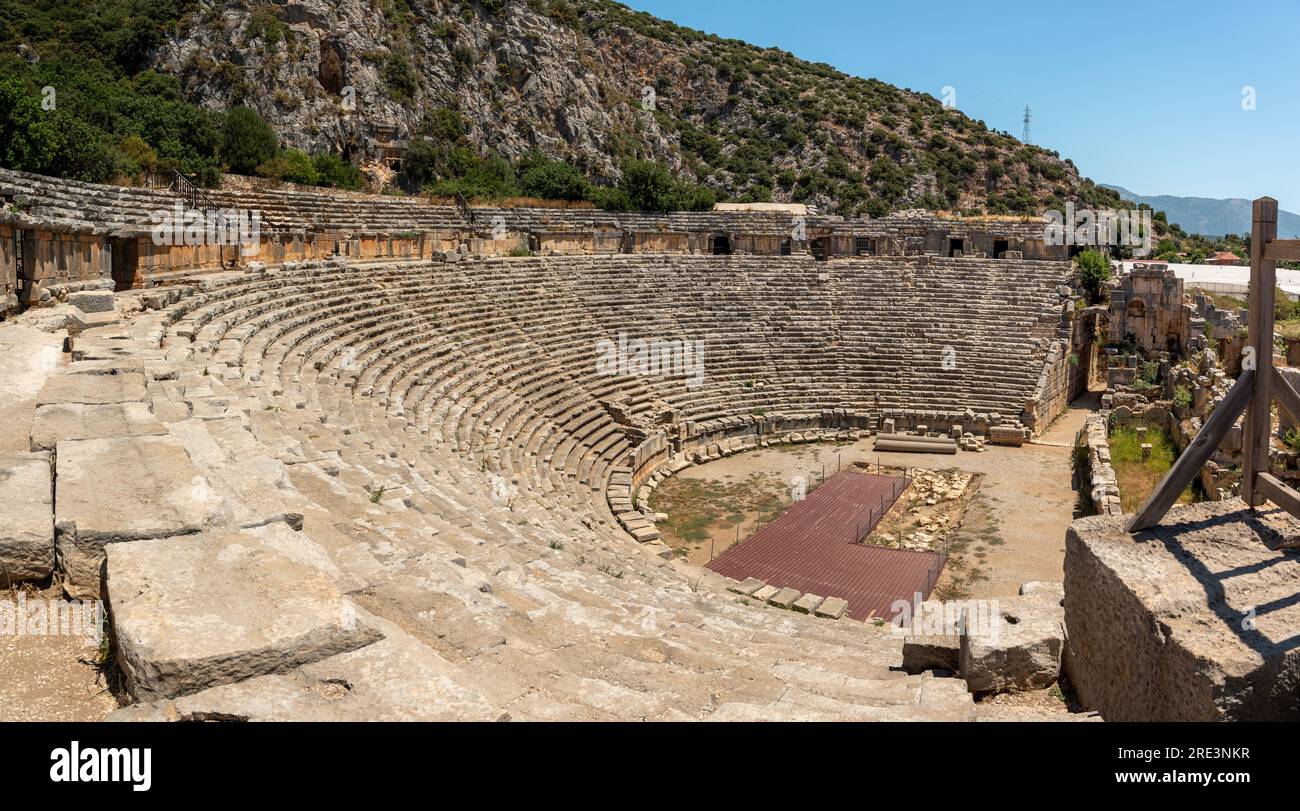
left=517, top=152, right=590, bottom=201
left=618, top=159, right=676, bottom=211
left=0, top=77, right=59, bottom=172
left=1076, top=249, right=1111, bottom=304
left=612, top=159, right=715, bottom=212
left=221, top=107, right=277, bottom=174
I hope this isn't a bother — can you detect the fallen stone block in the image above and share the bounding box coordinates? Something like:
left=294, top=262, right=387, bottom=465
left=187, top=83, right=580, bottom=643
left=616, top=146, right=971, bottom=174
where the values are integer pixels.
left=960, top=593, right=1064, bottom=693
left=815, top=596, right=848, bottom=619
left=106, top=523, right=383, bottom=701
left=629, top=525, right=660, bottom=543
left=792, top=593, right=824, bottom=614
left=29, top=402, right=166, bottom=451
left=0, top=452, right=53, bottom=585
left=728, top=577, right=765, bottom=597
left=988, top=425, right=1026, bottom=447
left=752, top=584, right=780, bottom=603
left=767, top=587, right=801, bottom=609
left=67, top=306, right=120, bottom=333
left=1065, top=499, right=1300, bottom=720
left=67, top=290, right=115, bottom=314
left=54, top=435, right=225, bottom=599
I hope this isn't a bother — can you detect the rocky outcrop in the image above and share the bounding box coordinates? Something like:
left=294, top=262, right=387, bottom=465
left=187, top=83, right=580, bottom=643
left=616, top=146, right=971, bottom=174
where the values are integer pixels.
left=153, top=0, right=1090, bottom=213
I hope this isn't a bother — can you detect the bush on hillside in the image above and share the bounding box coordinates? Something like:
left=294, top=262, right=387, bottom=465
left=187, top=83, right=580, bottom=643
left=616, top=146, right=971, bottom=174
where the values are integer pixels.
left=221, top=106, right=278, bottom=174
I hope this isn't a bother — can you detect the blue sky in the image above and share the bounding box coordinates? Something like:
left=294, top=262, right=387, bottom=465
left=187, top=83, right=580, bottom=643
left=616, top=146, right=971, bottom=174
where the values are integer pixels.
left=623, top=0, right=1300, bottom=210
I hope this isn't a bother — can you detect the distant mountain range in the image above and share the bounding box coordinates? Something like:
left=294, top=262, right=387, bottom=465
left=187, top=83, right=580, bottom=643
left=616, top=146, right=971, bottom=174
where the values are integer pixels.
left=1103, top=184, right=1300, bottom=239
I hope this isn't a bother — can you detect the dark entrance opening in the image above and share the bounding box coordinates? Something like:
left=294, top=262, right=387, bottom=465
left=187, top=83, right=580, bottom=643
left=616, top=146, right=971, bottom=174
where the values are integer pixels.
left=993, top=239, right=1009, bottom=258
left=854, top=237, right=875, bottom=256
left=13, top=229, right=27, bottom=307
left=780, top=237, right=792, bottom=256
left=947, top=238, right=964, bottom=257
left=811, top=236, right=830, bottom=261
left=712, top=234, right=732, bottom=255
left=1068, top=244, right=1085, bottom=259
left=110, top=237, right=138, bottom=292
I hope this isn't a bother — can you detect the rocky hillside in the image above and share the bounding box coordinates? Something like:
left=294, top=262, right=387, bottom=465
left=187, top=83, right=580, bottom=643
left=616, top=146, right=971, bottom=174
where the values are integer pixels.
left=154, top=0, right=1118, bottom=216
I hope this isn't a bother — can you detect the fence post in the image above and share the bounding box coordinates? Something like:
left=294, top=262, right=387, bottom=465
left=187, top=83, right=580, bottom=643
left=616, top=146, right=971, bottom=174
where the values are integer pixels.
left=1242, top=197, right=1279, bottom=508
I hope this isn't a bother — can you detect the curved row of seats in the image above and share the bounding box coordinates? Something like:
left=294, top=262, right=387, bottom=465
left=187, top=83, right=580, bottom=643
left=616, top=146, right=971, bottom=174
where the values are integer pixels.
left=39, top=249, right=1076, bottom=720
left=162, top=253, right=1067, bottom=538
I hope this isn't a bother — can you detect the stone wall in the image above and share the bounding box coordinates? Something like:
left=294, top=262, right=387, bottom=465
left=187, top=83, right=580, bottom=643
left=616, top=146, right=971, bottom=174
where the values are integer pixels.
left=1066, top=500, right=1300, bottom=721
left=1026, top=341, right=1076, bottom=433
left=1107, top=263, right=1193, bottom=354
left=1076, top=414, right=1122, bottom=516
left=18, top=229, right=112, bottom=305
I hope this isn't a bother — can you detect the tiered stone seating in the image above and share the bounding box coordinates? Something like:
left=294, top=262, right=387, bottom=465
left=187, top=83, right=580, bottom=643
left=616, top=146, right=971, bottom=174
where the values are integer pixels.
left=6, top=247, right=1077, bottom=720
left=0, top=167, right=178, bottom=234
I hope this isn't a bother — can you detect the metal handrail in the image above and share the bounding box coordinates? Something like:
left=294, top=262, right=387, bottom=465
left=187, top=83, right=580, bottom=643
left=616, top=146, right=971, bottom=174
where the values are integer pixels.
left=455, top=191, right=476, bottom=225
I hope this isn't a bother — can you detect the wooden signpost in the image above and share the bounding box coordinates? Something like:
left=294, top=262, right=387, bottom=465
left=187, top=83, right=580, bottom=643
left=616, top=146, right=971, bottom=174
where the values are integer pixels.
left=1128, top=197, right=1300, bottom=531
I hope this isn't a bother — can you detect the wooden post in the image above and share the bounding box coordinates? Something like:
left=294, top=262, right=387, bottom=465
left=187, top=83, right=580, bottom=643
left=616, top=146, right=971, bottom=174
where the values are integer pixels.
left=1242, top=197, right=1278, bottom=508
left=1128, top=197, right=1300, bottom=530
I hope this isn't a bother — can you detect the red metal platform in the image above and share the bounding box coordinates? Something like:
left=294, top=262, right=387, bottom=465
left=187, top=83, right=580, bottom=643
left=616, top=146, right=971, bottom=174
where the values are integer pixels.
left=706, top=470, right=946, bottom=621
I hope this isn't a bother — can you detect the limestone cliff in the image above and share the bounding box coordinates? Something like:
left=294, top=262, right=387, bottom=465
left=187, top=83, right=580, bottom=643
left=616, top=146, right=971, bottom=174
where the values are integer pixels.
left=157, top=0, right=1107, bottom=215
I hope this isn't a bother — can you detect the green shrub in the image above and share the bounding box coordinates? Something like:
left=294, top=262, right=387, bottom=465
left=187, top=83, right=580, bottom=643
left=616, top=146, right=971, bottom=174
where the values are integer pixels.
left=517, top=152, right=590, bottom=200
left=221, top=106, right=277, bottom=174
left=311, top=152, right=363, bottom=189
left=383, top=52, right=420, bottom=101
left=609, top=159, right=715, bottom=212
left=257, top=148, right=318, bottom=185
left=1076, top=250, right=1112, bottom=304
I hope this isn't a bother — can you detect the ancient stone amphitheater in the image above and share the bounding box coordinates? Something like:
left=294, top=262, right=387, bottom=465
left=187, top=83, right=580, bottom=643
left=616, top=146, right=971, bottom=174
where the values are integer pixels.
left=2, top=169, right=1085, bottom=721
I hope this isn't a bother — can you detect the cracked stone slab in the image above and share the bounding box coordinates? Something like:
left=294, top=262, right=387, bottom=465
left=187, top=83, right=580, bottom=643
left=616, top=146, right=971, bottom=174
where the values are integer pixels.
left=35, top=372, right=146, bottom=406
left=54, top=435, right=225, bottom=599
left=108, top=616, right=497, bottom=721
left=0, top=452, right=53, bottom=585
left=0, top=323, right=65, bottom=455
left=106, top=523, right=383, bottom=701
left=29, top=402, right=166, bottom=451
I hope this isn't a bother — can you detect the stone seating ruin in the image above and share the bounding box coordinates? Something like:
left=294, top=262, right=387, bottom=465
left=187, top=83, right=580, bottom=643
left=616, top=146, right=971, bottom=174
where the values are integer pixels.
left=0, top=169, right=1097, bottom=721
